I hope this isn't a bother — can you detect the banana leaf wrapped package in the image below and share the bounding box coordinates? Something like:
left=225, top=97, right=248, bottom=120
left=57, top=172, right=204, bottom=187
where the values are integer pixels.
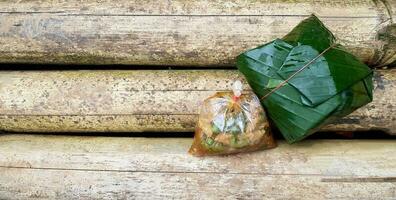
left=237, top=15, right=374, bottom=143
left=189, top=81, right=276, bottom=156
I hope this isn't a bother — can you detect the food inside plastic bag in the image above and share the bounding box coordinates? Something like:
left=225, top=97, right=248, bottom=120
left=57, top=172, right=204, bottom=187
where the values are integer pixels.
left=189, top=81, right=277, bottom=156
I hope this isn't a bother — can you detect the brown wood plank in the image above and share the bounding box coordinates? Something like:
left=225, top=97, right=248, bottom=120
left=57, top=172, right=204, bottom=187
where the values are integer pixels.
left=0, top=69, right=394, bottom=134
left=0, top=0, right=394, bottom=66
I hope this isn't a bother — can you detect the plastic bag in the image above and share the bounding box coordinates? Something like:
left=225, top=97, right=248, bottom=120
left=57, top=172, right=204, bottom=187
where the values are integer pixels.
left=189, top=81, right=276, bottom=156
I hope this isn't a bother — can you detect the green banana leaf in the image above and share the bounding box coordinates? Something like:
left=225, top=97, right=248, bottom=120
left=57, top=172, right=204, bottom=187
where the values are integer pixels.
left=236, top=15, right=373, bottom=143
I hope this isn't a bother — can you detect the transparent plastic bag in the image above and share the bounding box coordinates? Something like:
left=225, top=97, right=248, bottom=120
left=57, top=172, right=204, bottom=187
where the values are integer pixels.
left=189, top=81, right=277, bottom=156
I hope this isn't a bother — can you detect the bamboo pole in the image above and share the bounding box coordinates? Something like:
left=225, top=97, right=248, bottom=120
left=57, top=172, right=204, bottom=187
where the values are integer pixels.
left=0, top=69, right=394, bottom=134
left=0, top=0, right=394, bottom=67
left=0, top=134, right=396, bottom=199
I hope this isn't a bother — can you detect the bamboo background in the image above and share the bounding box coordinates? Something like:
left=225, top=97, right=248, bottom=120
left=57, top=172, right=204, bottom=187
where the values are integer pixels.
left=0, top=1, right=395, bottom=199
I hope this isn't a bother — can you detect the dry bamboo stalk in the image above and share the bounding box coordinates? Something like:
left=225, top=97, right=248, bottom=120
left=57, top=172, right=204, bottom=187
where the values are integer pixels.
left=0, top=0, right=394, bottom=67
left=0, top=134, right=396, bottom=199
left=0, top=69, right=394, bottom=134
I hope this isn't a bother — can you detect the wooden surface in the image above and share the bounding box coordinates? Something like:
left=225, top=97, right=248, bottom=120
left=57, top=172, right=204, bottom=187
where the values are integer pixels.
left=0, top=134, right=395, bottom=199
left=0, top=0, right=394, bottom=67
left=0, top=69, right=394, bottom=134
